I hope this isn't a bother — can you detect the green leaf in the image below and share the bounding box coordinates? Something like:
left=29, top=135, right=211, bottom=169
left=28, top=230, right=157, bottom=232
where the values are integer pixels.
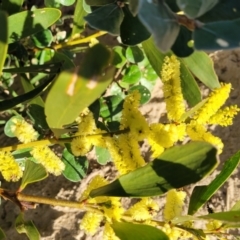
left=95, top=146, right=111, bottom=165
left=0, top=228, right=6, bottom=240
left=125, top=46, right=144, bottom=63
left=179, top=58, right=202, bottom=107
left=120, top=5, right=151, bottom=45
left=100, top=95, right=124, bottom=119
left=90, top=141, right=218, bottom=197
left=85, top=0, right=114, bottom=5
left=4, top=115, right=24, bottom=137
left=188, top=151, right=240, bottom=215
left=230, top=200, right=240, bottom=211
left=15, top=213, right=40, bottom=240
left=31, top=29, right=53, bottom=48
left=182, top=51, right=220, bottom=89
left=1, top=0, right=23, bottom=15
left=71, top=0, right=87, bottom=36
left=20, top=160, right=48, bottom=191
left=138, top=0, right=180, bottom=52
left=0, top=73, right=57, bottom=111
left=143, top=64, right=158, bottom=82
left=45, top=44, right=114, bottom=134
left=62, top=148, right=88, bottom=182
left=122, top=65, right=141, bottom=84
left=194, top=19, right=240, bottom=51
left=128, top=0, right=139, bottom=16
left=111, top=222, right=169, bottom=240
left=142, top=37, right=169, bottom=78
left=84, top=4, right=124, bottom=35
left=177, top=0, right=218, bottom=18
left=128, top=85, right=151, bottom=104
left=59, top=0, right=75, bottom=6
left=12, top=148, right=33, bottom=161
left=8, top=8, right=61, bottom=44
left=176, top=226, right=205, bottom=240
left=0, top=11, right=8, bottom=76
left=199, top=211, right=240, bottom=223
left=113, top=46, right=127, bottom=68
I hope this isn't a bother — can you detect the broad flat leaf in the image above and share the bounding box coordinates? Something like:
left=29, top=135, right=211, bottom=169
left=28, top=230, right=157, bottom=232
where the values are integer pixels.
left=138, top=0, right=180, bottom=52
left=194, top=19, right=240, bottom=51
left=8, top=8, right=61, bottom=44
left=0, top=73, right=57, bottom=111
left=188, top=151, right=240, bottom=215
left=198, top=0, right=240, bottom=22
left=90, top=142, right=218, bottom=197
left=1, top=0, right=23, bottom=15
left=0, top=228, right=6, bottom=240
left=199, top=211, right=240, bottom=223
left=120, top=5, right=150, bottom=45
left=20, top=161, right=48, bottom=191
left=177, top=0, right=218, bottom=18
left=31, top=29, right=53, bottom=48
left=59, top=0, right=75, bottom=6
left=62, top=148, right=88, bottom=182
left=182, top=51, right=220, bottom=89
left=142, top=37, right=169, bottom=77
left=45, top=44, right=114, bottom=134
left=122, top=65, right=141, bottom=84
left=12, top=148, right=33, bottom=160
left=171, top=26, right=194, bottom=57
left=15, top=213, right=40, bottom=240
left=84, top=4, right=124, bottom=35
left=128, top=0, right=139, bottom=16
left=71, top=0, right=87, bottom=36
left=0, top=11, right=8, bottom=76
left=179, top=58, right=201, bottom=107
left=129, top=85, right=151, bottom=104
left=113, top=46, right=127, bottom=68
left=95, top=146, right=111, bottom=165
left=4, top=115, right=24, bottom=137
left=125, top=46, right=144, bottom=63
left=111, top=222, right=169, bottom=240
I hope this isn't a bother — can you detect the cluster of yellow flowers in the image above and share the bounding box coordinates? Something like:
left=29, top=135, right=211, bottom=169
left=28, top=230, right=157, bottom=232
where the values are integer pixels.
left=0, top=117, right=65, bottom=181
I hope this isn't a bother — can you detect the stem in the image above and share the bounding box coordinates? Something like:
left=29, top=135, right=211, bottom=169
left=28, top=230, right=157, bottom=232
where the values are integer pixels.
left=53, top=31, right=107, bottom=50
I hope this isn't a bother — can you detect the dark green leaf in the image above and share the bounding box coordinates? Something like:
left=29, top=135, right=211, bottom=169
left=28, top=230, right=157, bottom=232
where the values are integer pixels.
left=111, top=222, right=169, bottom=240
left=95, top=146, right=111, bottom=165
left=194, top=19, right=240, bottom=51
left=72, top=0, right=87, bottom=36
left=12, top=148, right=33, bottom=161
left=177, top=226, right=205, bottom=240
left=128, top=85, right=151, bottom=104
left=15, top=213, right=40, bottom=240
left=20, top=160, right=48, bottom=191
left=179, top=58, right=202, bottom=107
left=122, top=65, right=141, bottom=84
left=188, top=151, right=240, bottom=215
left=31, top=29, right=53, bottom=48
left=1, top=0, right=23, bottom=15
left=4, top=115, right=24, bottom=137
left=171, top=26, right=194, bottom=57
left=182, top=51, right=220, bottom=89
left=177, top=0, right=218, bottom=18
left=125, top=46, right=144, bottom=63
left=45, top=44, right=114, bottom=134
left=8, top=8, right=61, bottom=44
left=100, top=95, right=124, bottom=119
left=0, top=228, right=6, bottom=240
left=199, top=211, right=240, bottom=223
left=85, top=0, right=114, bottom=5
left=62, top=148, right=88, bottom=182
left=90, top=142, right=218, bottom=197
left=120, top=5, right=151, bottom=45
left=0, top=11, right=8, bottom=76
left=50, top=52, right=75, bottom=71
left=113, top=46, right=127, bottom=68
left=138, top=0, right=180, bottom=52
left=84, top=3, right=124, bottom=35
left=0, top=73, right=57, bottom=111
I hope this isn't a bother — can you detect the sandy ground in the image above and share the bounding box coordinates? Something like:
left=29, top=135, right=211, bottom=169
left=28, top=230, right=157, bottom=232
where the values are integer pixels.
left=1, top=49, right=240, bottom=239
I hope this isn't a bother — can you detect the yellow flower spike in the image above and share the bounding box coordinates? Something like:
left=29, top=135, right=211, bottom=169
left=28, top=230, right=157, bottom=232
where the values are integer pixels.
left=126, top=198, right=159, bottom=221
left=79, top=175, right=109, bottom=203
left=164, top=189, right=186, bottom=222
left=88, top=129, right=107, bottom=148
left=77, top=110, right=97, bottom=134
left=80, top=212, right=103, bottom=235
left=103, top=222, right=120, bottom=240
left=161, top=55, right=186, bottom=122
left=103, top=197, right=124, bottom=222
left=208, top=105, right=240, bottom=126
left=0, top=151, right=23, bottom=182
left=193, top=83, right=231, bottom=124
left=11, top=118, right=38, bottom=143
left=186, top=123, right=224, bottom=154
left=31, top=146, right=65, bottom=176
left=71, top=136, right=92, bottom=156
left=206, top=219, right=222, bottom=231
